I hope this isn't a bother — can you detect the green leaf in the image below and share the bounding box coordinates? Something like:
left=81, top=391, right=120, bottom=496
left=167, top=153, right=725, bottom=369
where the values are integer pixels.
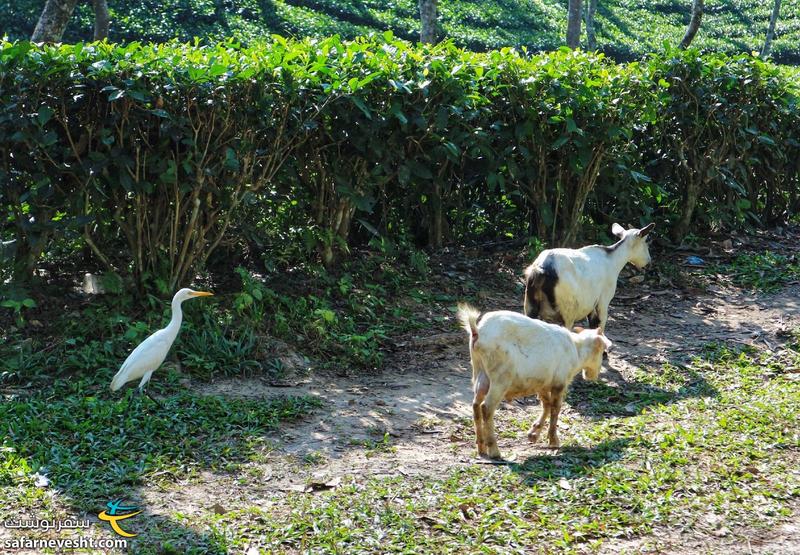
left=37, top=106, right=54, bottom=126
left=350, top=96, right=372, bottom=119
left=224, top=147, right=240, bottom=171
left=552, top=135, right=570, bottom=149
left=566, top=117, right=578, bottom=133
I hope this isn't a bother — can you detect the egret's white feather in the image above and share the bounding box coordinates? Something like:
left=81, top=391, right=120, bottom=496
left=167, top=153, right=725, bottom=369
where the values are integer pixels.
left=110, top=329, right=174, bottom=391
left=109, top=287, right=213, bottom=393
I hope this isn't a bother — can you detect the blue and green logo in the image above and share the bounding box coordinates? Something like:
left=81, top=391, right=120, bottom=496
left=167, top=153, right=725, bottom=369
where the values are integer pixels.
left=98, top=499, right=141, bottom=537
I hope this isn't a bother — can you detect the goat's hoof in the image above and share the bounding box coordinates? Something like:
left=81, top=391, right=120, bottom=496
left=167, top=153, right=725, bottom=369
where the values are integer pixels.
left=527, top=432, right=540, bottom=443
left=547, top=440, right=560, bottom=449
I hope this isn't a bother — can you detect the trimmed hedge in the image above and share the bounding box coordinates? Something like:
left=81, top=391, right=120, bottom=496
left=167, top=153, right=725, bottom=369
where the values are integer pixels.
left=1, top=36, right=798, bottom=287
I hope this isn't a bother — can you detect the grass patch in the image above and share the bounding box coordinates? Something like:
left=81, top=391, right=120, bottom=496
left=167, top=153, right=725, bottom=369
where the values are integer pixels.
left=0, top=375, right=321, bottom=514
left=708, top=251, right=800, bottom=292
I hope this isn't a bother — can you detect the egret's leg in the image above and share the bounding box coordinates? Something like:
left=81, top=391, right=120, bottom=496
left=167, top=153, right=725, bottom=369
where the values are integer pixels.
left=143, top=390, right=164, bottom=409
left=138, top=371, right=162, bottom=409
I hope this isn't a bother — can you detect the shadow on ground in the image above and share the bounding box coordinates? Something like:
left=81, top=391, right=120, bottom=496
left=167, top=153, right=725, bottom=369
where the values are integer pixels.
left=510, top=438, right=631, bottom=487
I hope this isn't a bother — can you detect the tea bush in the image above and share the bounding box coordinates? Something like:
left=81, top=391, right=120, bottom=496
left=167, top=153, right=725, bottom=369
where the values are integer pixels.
left=4, top=0, right=800, bottom=63
left=1, top=36, right=798, bottom=288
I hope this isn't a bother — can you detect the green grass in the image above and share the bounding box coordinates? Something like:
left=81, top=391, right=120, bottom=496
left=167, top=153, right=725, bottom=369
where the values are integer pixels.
left=707, top=250, right=800, bottom=292
left=0, top=374, right=320, bottom=513
left=3, top=0, right=800, bottom=62
left=191, top=341, right=799, bottom=553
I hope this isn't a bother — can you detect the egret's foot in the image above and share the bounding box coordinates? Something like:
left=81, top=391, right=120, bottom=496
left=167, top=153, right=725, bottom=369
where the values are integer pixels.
left=141, top=389, right=164, bottom=409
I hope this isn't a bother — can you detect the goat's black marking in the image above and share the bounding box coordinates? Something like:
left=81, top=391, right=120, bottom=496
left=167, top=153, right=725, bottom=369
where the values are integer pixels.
left=600, top=238, right=624, bottom=254
left=539, top=256, right=559, bottom=309
left=524, top=255, right=559, bottom=319
left=588, top=309, right=601, bottom=329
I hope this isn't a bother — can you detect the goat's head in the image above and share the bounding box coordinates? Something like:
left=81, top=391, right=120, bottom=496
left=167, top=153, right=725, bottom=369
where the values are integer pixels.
left=579, top=328, right=612, bottom=381
left=612, top=222, right=655, bottom=269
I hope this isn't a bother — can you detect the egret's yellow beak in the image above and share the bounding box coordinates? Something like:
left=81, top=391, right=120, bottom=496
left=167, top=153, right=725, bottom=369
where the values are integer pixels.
left=192, top=291, right=214, bottom=297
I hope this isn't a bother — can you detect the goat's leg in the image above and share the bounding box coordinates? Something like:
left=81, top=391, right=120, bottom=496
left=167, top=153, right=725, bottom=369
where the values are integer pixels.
left=596, top=302, right=609, bottom=332
left=527, top=390, right=551, bottom=443
left=595, top=301, right=610, bottom=359
left=547, top=384, right=565, bottom=449
left=472, top=370, right=490, bottom=457
left=480, top=387, right=504, bottom=460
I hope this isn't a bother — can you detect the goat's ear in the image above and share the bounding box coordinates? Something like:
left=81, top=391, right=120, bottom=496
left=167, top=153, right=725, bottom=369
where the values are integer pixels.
left=637, top=222, right=656, bottom=237
left=573, top=325, right=585, bottom=334
left=611, top=223, right=625, bottom=238
left=595, top=335, right=612, bottom=350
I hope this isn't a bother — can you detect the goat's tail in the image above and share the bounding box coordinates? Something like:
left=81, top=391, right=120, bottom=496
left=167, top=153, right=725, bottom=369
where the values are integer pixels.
left=523, top=265, right=545, bottom=319
left=456, top=303, right=481, bottom=343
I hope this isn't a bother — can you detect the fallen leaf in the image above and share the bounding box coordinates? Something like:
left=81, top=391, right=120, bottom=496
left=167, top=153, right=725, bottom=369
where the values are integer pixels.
left=558, top=478, right=572, bottom=490
left=308, top=476, right=341, bottom=491
left=283, top=484, right=308, bottom=493
left=419, top=515, right=440, bottom=527
left=210, top=503, right=227, bottom=515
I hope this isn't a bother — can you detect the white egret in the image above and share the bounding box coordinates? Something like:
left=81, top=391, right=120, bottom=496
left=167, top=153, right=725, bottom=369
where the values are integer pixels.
left=110, top=288, right=213, bottom=405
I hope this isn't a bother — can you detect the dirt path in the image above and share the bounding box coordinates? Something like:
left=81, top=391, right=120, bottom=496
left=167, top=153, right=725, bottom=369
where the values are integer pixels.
left=189, top=280, right=800, bottom=487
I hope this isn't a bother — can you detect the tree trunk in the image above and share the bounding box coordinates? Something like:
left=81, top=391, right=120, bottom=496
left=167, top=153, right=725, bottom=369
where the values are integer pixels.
left=761, top=0, right=781, bottom=58
left=566, top=0, right=583, bottom=48
left=31, top=0, right=79, bottom=42
left=584, top=0, right=597, bottom=50
left=418, top=0, right=438, bottom=44
left=672, top=179, right=701, bottom=242
left=679, top=0, right=704, bottom=49
left=93, top=0, right=110, bottom=40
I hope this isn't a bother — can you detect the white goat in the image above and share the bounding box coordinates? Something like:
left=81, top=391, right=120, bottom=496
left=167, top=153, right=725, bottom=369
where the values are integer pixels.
left=457, top=304, right=611, bottom=459
left=523, top=223, right=655, bottom=332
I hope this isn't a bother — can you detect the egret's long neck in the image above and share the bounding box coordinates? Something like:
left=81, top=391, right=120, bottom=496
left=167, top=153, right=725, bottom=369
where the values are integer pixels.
left=165, top=296, right=185, bottom=340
